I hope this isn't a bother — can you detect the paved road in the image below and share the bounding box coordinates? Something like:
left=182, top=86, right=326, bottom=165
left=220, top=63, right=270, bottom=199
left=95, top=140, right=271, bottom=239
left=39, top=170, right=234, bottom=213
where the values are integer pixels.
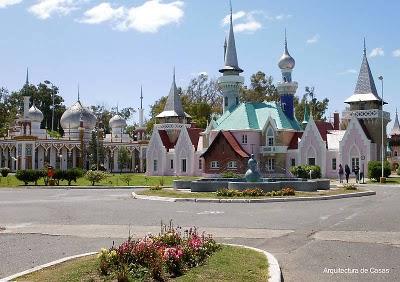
left=0, top=185, right=399, bottom=281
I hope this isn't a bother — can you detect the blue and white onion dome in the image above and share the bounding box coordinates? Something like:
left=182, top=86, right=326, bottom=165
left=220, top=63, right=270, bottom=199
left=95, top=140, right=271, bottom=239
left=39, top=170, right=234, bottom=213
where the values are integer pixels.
left=109, top=114, right=127, bottom=129
left=278, top=45, right=295, bottom=70
left=60, top=100, right=96, bottom=130
left=28, top=104, right=44, bottom=122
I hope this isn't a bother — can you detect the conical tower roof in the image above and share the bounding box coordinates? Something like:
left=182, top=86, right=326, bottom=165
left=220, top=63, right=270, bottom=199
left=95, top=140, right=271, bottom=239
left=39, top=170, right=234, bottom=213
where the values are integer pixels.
left=391, top=109, right=400, bottom=136
left=156, top=69, right=190, bottom=118
left=219, top=1, right=243, bottom=73
left=345, top=40, right=383, bottom=104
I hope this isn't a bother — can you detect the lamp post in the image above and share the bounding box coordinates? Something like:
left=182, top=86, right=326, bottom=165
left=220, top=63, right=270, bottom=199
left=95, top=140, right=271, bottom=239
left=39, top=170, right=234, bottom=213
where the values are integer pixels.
left=59, top=154, right=63, bottom=171
left=378, top=75, right=384, bottom=183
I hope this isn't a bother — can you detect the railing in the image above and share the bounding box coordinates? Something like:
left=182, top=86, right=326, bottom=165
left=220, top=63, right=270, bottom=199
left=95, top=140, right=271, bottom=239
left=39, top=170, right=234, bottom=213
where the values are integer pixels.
left=342, top=109, right=390, bottom=121
left=154, top=123, right=191, bottom=130
left=260, top=145, right=288, bottom=154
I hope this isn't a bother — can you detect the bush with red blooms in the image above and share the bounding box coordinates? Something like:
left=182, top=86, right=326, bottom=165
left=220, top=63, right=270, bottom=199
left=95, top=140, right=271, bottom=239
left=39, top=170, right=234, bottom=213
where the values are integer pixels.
left=98, top=220, right=220, bottom=281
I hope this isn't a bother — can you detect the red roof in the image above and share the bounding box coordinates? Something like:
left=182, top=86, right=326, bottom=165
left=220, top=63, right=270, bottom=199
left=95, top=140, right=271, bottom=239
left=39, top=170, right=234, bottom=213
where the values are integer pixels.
left=158, top=130, right=176, bottom=151
left=187, top=127, right=203, bottom=151
left=315, top=121, right=334, bottom=142
left=201, top=130, right=249, bottom=158
left=288, top=132, right=303, bottom=149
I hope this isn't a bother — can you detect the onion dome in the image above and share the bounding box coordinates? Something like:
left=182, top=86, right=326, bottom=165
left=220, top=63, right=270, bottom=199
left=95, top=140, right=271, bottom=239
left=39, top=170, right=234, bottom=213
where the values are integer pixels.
left=278, top=32, right=295, bottom=70
left=28, top=104, right=44, bottom=122
left=109, top=114, right=127, bottom=129
left=60, top=100, right=96, bottom=130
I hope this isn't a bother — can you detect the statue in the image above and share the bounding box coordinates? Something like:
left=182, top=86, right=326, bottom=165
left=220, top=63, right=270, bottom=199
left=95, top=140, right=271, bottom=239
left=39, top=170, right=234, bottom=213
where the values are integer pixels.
left=245, top=154, right=261, bottom=182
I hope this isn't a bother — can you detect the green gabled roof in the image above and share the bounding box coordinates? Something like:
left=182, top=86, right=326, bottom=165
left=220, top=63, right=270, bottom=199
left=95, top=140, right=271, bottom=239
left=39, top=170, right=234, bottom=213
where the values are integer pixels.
left=215, top=101, right=301, bottom=131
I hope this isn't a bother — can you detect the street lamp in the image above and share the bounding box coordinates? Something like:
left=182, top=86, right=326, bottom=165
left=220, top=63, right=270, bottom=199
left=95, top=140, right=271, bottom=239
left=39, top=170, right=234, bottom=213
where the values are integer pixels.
left=44, top=80, right=55, bottom=132
left=378, top=75, right=384, bottom=182
left=59, top=154, right=63, bottom=170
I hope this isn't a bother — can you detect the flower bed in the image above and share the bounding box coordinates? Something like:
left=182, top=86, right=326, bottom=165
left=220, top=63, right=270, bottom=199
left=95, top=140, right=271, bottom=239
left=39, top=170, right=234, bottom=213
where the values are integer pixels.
left=98, top=221, right=220, bottom=281
left=216, top=187, right=296, bottom=197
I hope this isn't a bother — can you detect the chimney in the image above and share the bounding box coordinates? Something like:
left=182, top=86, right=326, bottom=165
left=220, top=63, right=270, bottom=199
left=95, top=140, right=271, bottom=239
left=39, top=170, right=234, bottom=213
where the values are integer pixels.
left=333, top=112, right=340, bottom=130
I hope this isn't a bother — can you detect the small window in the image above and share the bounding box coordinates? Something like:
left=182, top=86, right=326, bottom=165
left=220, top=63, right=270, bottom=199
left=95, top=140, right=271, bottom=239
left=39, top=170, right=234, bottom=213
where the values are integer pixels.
left=281, top=103, right=286, bottom=111
left=198, top=159, right=202, bottom=169
left=181, top=159, right=187, bottom=172
left=332, top=158, right=337, bottom=170
left=227, top=161, right=237, bottom=169
left=291, top=158, right=296, bottom=167
left=224, top=97, right=228, bottom=107
left=351, top=157, right=359, bottom=172
left=266, top=158, right=275, bottom=171
left=242, top=134, right=248, bottom=144
left=395, top=151, right=398, bottom=157
left=308, top=158, right=316, bottom=166
left=170, top=159, right=174, bottom=169
left=268, top=137, right=274, bottom=147
left=153, top=160, right=158, bottom=172
left=210, top=161, right=220, bottom=169
left=236, top=97, right=239, bottom=105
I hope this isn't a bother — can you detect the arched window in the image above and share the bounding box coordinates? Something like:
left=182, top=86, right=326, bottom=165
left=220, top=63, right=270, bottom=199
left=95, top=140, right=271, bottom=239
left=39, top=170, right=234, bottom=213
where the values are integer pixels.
left=267, top=127, right=274, bottom=146
left=350, top=146, right=360, bottom=171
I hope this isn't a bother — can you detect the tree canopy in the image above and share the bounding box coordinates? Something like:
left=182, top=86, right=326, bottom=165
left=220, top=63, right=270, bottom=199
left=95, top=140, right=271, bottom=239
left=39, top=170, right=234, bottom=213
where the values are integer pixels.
left=241, top=71, right=279, bottom=103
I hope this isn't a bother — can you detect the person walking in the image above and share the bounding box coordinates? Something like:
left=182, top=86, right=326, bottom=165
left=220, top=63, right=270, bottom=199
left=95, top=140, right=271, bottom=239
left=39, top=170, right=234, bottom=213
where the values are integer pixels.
left=338, top=164, right=344, bottom=183
left=354, top=165, right=360, bottom=184
left=345, top=164, right=351, bottom=183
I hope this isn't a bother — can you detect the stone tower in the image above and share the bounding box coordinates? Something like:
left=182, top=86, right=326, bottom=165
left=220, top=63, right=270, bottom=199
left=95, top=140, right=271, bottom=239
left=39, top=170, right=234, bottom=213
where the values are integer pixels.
left=277, top=30, right=298, bottom=120
left=342, top=40, right=390, bottom=161
left=218, top=2, right=244, bottom=114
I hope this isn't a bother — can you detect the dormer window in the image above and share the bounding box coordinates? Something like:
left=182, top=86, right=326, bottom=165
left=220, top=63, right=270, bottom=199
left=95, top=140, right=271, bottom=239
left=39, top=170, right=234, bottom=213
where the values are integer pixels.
left=242, top=134, right=248, bottom=144
left=267, top=127, right=274, bottom=146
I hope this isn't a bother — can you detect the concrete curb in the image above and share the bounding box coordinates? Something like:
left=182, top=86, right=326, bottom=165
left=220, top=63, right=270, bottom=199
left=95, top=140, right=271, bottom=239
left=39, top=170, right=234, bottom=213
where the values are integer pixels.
left=8, top=186, right=172, bottom=190
left=225, top=243, right=281, bottom=282
left=2, top=244, right=279, bottom=282
left=132, top=190, right=376, bottom=203
left=1, top=252, right=97, bottom=281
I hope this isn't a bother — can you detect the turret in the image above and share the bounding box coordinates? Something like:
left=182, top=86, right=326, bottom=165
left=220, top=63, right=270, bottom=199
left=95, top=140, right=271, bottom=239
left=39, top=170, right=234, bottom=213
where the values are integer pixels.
left=277, top=30, right=298, bottom=120
left=218, top=1, right=244, bottom=114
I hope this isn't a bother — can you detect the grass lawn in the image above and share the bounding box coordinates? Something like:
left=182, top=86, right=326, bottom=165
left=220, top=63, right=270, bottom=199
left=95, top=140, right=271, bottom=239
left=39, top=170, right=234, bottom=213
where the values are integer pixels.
left=16, top=245, right=268, bottom=282
left=368, top=176, right=400, bottom=184
left=137, top=187, right=365, bottom=199
left=0, top=174, right=198, bottom=188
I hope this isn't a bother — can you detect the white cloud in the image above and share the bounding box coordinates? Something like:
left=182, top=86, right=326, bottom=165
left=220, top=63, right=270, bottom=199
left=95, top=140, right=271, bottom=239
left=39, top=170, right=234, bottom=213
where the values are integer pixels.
left=266, top=14, right=292, bottom=21
left=369, top=47, right=384, bottom=58
left=306, top=34, right=319, bottom=44
left=392, top=49, right=400, bottom=57
left=0, top=0, right=22, bottom=8
left=29, top=0, right=79, bottom=20
left=222, top=11, right=246, bottom=25
left=338, top=69, right=357, bottom=75
left=79, top=3, right=124, bottom=24
left=198, top=71, right=208, bottom=77
left=222, top=11, right=262, bottom=34
left=116, top=0, right=184, bottom=33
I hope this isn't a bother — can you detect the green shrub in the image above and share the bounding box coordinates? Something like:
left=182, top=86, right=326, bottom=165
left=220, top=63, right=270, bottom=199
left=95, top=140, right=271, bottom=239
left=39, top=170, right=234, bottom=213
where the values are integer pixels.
left=0, top=167, right=10, bottom=177
left=85, top=170, right=109, bottom=186
left=64, top=168, right=84, bottom=186
left=15, top=169, right=44, bottom=185
left=242, top=188, right=264, bottom=197
left=368, top=161, right=391, bottom=182
left=216, top=188, right=242, bottom=197
left=221, top=171, right=240, bottom=178
left=397, top=166, right=400, bottom=176
left=290, top=165, right=321, bottom=179
left=343, top=183, right=357, bottom=190
left=159, top=177, right=165, bottom=186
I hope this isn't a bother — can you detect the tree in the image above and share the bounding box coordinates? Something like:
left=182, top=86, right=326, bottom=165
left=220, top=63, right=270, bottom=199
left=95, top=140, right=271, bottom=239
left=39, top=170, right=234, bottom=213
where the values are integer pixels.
left=90, top=105, right=135, bottom=134
left=0, top=87, right=18, bottom=137
left=294, top=86, right=329, bottom=122
left=118, top=146, right=130, bottom=172
left=88, top=129, right=105, bottom=169
left=241, top=71, right=279, bottom=103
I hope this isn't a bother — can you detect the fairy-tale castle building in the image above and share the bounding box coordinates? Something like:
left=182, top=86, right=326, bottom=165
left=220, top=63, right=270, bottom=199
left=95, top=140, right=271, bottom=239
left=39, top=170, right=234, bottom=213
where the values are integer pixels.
left=388, top=110, right=400, bottom=170
left=0, top=71, right=148, bottom=172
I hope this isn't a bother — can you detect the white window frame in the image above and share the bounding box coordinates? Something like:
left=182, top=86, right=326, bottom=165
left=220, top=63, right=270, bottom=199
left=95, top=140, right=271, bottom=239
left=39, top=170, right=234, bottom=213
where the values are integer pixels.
left=266, top=158, right=275, bottom=171
left=266, top=127, right=274, bottom=147
left=227, top=160, right=238, bottom=169
left=332, top=158, right=337, bottom=170
left=210, top=161, right=220, bottom=169
left=351, top=157, right=359, bottom=172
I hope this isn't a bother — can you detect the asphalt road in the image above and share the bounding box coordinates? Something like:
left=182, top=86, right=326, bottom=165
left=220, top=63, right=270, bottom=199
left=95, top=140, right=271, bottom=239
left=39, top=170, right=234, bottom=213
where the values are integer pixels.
left=0, top=185, right=399, bottom=281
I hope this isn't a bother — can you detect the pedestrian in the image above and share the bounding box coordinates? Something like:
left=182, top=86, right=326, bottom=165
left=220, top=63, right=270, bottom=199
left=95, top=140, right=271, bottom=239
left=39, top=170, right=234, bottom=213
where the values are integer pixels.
left=338, top=164, right=344, bottom=183
left=345, top=164, right=351, bottom=183
left=354, top=165, right=360, bottom=183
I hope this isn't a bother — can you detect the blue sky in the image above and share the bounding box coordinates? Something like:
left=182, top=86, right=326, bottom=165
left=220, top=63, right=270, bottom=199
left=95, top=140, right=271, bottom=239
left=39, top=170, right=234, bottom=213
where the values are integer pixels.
left=0, top=0, right=399, bottom=128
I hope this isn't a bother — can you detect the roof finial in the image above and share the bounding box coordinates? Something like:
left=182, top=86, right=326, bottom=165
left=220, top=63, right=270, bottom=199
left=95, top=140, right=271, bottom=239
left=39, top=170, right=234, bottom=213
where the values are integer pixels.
left=77, top=83, right=80, bottom=102
left=116, top=103, right=119, bottom=114
left=363, top=37, right=367, bottom=56
left=173, top=66, right=176, bottom=83
left=224, top=37, right=227, bottom=60
left=284, top=28, right=288, bottom=53
left=140, top=85, right=143, bottom=109
left=229, top=0, right=233, bottom=22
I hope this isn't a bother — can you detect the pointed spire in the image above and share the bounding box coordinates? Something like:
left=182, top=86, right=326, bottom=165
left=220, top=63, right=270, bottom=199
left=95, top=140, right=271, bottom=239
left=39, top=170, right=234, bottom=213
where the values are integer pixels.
left=77, top=84, right=80, bottom=102
left=363, top=37, right=367, bottom=56
left=284, top=28, right=288, bottom=53
left=391, top=108, right=400, bottom=135
left=140, top=85, right=143, bottom=109
left=25, top=68, right=29, bottom=86
left=278, top=29, right=295, bottom=70
left=302, top=103, right=310, bottom=125
left=219, top=0, right=243, bottom=73
left=158, top=68, right=186, bottom=118
left=223, top=37, right=227, bottom=60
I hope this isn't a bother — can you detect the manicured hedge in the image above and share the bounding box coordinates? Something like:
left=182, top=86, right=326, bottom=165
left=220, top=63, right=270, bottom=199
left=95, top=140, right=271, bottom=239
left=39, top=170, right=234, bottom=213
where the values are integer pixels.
left=290, top=165, right=321, bottom=179
left=368, top=161, right=391, bottom=181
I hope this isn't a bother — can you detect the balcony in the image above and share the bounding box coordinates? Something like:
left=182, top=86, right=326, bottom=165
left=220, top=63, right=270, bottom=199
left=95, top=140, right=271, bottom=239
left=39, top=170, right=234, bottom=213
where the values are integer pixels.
left=260, top=145, right=288, bottom=155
